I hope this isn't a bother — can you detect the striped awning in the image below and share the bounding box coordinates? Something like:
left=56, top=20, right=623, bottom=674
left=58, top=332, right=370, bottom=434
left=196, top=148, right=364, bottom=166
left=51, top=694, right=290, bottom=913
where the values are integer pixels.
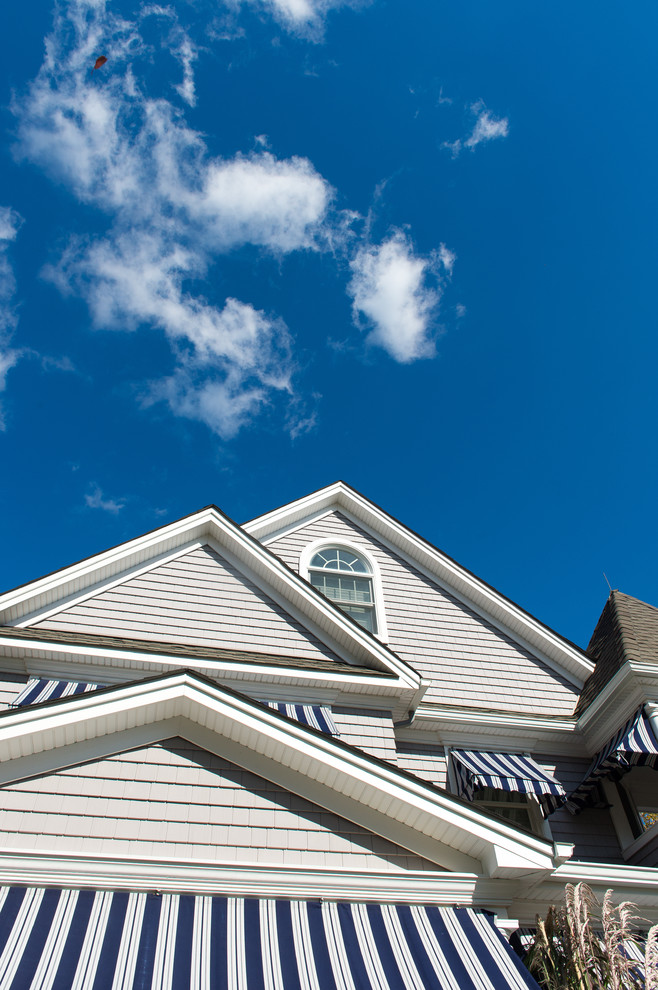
left=567, top=707, right=658, bottom=813
left=265, top=702, right=339, bottom=735
left=0, top=889, right=540, bottom=990
left=10, top=678, right=104, bottom=708
left=451, top=750, right=567, bottom=818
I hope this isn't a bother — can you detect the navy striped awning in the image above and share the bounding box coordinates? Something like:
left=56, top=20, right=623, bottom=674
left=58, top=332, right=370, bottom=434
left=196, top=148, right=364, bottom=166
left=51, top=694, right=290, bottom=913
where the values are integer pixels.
left=10, top=678, right=105, bottom=708
left=451, top=750, right=567, bottom=818
left=567, top=707, right=658, bottom=813
left=265, top=702, right=339, bottom=735
left=0, top=889, right=540, bottom=990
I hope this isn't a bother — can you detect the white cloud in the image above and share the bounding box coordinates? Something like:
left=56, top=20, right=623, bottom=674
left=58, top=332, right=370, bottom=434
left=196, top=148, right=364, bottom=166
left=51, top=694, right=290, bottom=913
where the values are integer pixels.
left=85, top=485, right=126, bottom=513
left=443, top=102, right=509, bottom=157
left=172, top=34, right=198, bottom=107
left=199, top=154, right=331, bottom=252
left=0, top=207, right=23, bottom=423
left=348, top=232, right=441, bottom=363
left=465, top=103, right=509, bottom=149
left=15, top=0, right=333, bottom=437
left=438, top=243, right=456, bottom=276
left=47, top=233, right=295, bottom=439
left=237, top=0, right=366, bottom=38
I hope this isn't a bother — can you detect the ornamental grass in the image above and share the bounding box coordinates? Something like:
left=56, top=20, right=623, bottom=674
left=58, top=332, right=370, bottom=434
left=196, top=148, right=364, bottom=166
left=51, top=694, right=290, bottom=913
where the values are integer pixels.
left=526, top=883, right=658, bottom=990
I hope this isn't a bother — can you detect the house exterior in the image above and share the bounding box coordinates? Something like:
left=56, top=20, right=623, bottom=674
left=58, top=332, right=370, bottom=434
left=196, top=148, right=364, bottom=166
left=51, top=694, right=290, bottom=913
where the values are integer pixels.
left=0, top=481, right=656, bottom=987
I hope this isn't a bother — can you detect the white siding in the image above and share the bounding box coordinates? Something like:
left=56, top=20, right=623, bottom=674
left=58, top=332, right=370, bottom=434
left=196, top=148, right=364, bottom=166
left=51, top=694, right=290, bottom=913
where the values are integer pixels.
left=0, top=675, right=26, bottom=712
left=331, top=708, right=397, bottom=764
left=0, top=738, right=441, bottom=871
left=395, top=743, right=448, bottom=789
left=35, top=545, right=340, bottom=663
left=268, top=512, right=580, bottom=715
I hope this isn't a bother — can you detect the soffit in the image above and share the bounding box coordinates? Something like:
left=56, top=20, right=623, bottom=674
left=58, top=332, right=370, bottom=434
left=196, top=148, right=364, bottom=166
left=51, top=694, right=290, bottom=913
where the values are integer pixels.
left=0, top=670, right=556, bottom=878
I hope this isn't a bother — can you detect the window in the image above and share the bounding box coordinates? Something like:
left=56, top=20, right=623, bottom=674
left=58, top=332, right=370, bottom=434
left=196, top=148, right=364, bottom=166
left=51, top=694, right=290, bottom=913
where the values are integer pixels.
left=618, top=767, right=658, bottom=836
left=471, top=788, right=534, bottom=831
left=307, top=546, right=377, bottom=634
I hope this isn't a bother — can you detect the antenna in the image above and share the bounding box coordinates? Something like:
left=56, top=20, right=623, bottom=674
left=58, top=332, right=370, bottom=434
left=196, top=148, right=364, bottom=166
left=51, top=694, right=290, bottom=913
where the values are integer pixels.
left=603, top=572, right=612, bottom=592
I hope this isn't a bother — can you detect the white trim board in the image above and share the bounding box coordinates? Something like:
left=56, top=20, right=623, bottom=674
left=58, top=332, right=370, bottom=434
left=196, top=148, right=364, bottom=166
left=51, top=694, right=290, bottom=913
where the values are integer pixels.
left=0, top=670, right=559, bottom=879
left=0, top=632, right=420, bottom=717
left=245, top=483, right=594, bottom=687
left=0, top=850, right=523, bottom=909
left=0, top=506, right=421, bottom=692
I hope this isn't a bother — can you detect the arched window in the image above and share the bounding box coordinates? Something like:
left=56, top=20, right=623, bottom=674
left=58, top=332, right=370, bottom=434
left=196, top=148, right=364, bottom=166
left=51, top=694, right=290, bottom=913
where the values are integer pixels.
left=307, top=546, right=378, bottom=634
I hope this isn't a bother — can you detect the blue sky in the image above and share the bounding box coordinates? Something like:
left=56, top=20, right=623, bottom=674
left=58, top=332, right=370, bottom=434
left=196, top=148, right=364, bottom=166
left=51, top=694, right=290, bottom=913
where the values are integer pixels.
left=1, top=0, right=657, bottom=649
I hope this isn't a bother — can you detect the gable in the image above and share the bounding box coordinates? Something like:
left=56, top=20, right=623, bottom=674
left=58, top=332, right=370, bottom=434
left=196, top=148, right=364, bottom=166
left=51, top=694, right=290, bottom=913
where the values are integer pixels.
left=267, top=510, right=580, bottom=716
left=31, top=545, right=341, bottom=664
left=0, top=737, right=441, bottom=873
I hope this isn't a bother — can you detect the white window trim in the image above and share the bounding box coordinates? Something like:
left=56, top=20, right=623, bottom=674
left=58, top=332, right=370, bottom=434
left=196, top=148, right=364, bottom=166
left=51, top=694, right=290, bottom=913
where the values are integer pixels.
left=300, top=539, right=389, bottom=643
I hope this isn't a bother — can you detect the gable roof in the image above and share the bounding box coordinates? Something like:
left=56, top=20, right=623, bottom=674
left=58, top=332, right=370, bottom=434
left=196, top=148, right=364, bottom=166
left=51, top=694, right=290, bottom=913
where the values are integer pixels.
left=577, top=590, right=658, bottom=713
left=0, top=504, right=422, bottom=695
left=0, top=668, right=558, bottom=880
left=245, top=482, right=595, bottom=687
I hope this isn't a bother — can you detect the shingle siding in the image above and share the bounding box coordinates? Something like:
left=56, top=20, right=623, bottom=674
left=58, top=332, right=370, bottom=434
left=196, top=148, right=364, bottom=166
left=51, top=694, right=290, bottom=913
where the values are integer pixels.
left=331, top=708, right=397, bottom=764
left=537, top=754, right=623, bottom=861
left=395, top=743, right=448, bottom=788
left=0, top=675, right=26, bottom=711
left=267, top=512, right=580, bottom=715
left=34, top=545, right=340, bottom=664
left=0, top=738, right=442, bottom=871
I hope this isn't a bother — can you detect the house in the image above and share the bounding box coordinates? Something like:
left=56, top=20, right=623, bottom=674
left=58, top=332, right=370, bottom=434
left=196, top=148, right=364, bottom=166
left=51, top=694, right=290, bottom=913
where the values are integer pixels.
left=0, top=481, right=656, bottom=988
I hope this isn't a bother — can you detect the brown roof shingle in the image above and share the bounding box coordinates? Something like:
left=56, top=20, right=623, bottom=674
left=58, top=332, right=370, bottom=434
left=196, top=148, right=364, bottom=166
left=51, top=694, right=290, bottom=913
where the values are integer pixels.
left=576, top=590, right=658, bottom=713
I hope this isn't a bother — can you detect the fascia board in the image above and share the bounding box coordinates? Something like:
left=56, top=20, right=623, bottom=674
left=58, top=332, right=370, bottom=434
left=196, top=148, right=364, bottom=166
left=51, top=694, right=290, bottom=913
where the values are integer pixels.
left=0, top=513, right=215, bottom=624
left=406, top=705, right=580, bottom=755
left=0, top=850, right=520, bottom=909
left=8, top=540, right=206, bottom=629
left=577, top=660, right=658, bottom=752
left=244, top=484, right=346, bottom=541
left=1, top=507, right=418, bottom=690
left=509, top=864, right=658, bottom=924
left=552, top=860, right=658, bottom=890
left=0, top=673, right=555, bottom=877
left=0, top=633, right=414, bottom=715
left=246, top=483, right=594, bottom=687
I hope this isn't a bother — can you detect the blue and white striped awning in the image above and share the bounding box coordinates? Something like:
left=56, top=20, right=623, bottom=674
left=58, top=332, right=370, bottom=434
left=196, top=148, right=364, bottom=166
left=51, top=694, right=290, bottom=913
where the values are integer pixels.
left=265, top=702, right=339, bottom=735
left=10, top=678, right=104, bottom=708
left=451, top=750, right=567, bottom=818
left=567, top=707, right=658, bottom=813
left=0, top=889, right=540, bottom=990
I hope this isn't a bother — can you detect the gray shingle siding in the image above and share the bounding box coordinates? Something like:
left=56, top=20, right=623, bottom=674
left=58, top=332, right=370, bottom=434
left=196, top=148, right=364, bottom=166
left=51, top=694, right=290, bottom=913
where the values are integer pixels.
left=0, top=738, right=442, bottom=871
left=267, top=511, right=580, bottom=715
left=34, top=545, right=341, bottom=663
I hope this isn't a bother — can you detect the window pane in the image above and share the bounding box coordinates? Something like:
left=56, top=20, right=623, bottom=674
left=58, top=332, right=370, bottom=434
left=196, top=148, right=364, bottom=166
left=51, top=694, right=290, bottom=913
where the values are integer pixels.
left=310, top=549, right=340, bottom=569
left=473, top=789, right=533, bottom=830
left=310, top=548, right=369, bottom=573
left=341, top=603, right=376, bottom=633
left=310, top=573, right=373, bottom=604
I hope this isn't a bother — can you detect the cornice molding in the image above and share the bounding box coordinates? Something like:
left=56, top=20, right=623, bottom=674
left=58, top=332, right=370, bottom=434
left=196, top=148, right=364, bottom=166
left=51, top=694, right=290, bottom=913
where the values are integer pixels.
left=576, top=659, right=658, bottom=753
left=0, top=849, right=524, bottom=909
left=0, top=670, right=558, bottom=879
left=0, top=631, right=417, bottom=715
